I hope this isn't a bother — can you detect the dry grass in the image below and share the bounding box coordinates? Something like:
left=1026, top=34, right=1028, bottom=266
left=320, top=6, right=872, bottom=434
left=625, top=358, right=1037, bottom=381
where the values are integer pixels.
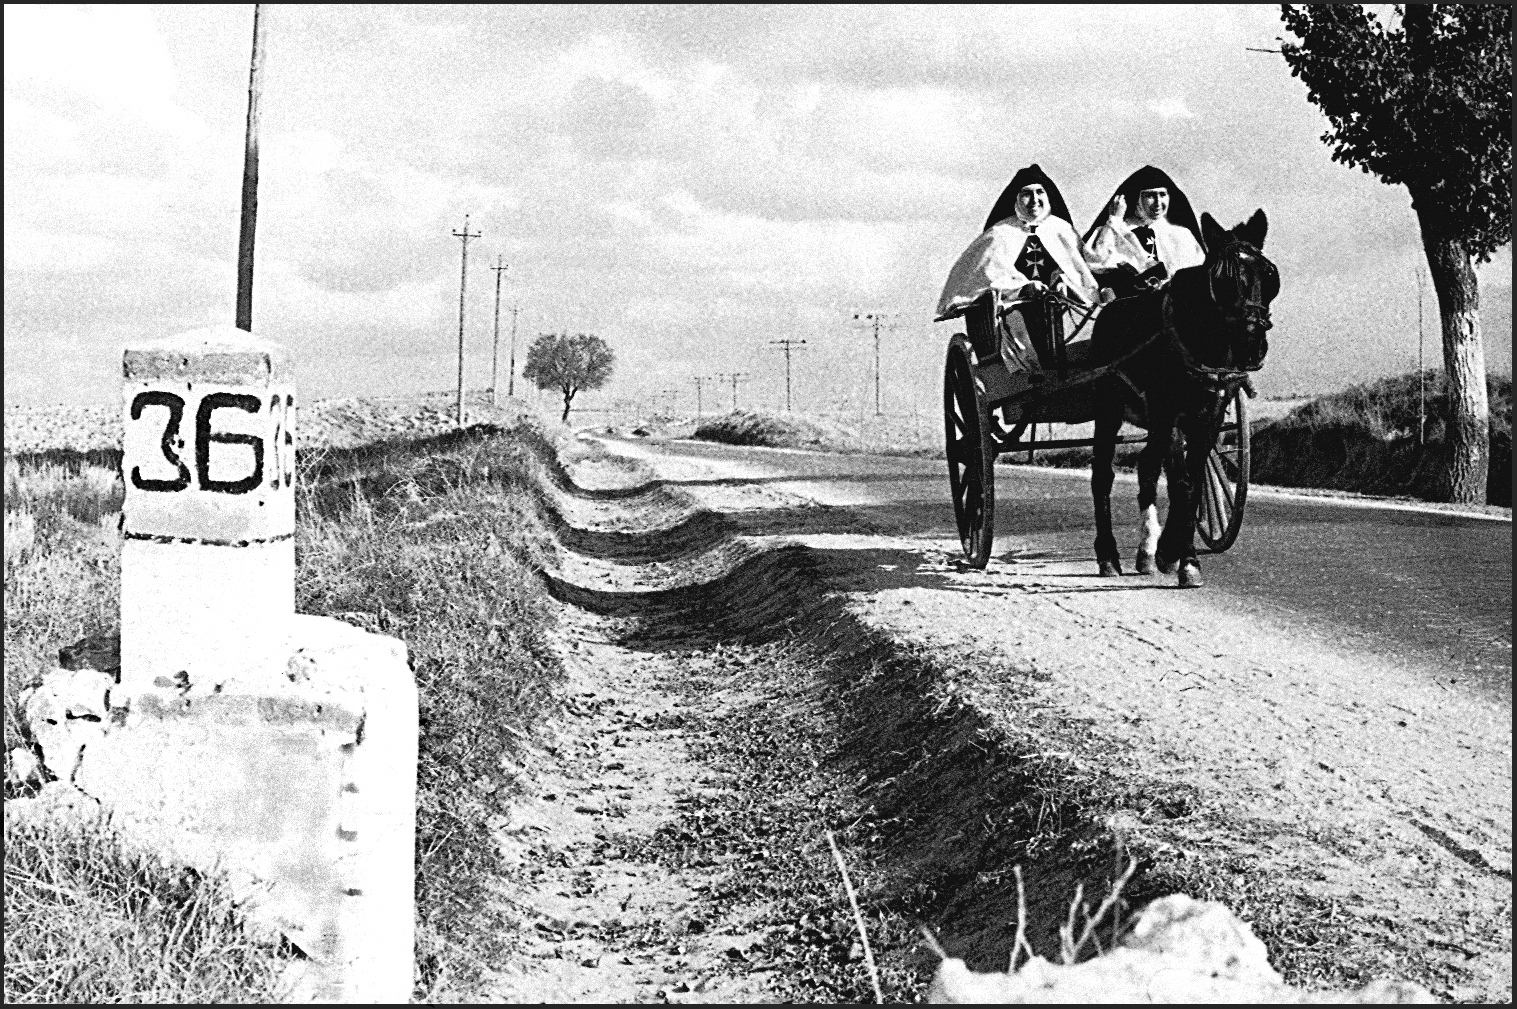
left=3, top=460, right=122, bottom=755
left=1251, top=370, right=1511, bottom=505
left=1056, top=857, right=1138, bottom=964
left=293, top=423, right=566, bottom=1000
left=4, top=414, right=569, bottom=1002
left=4, top=812, right=287, bottom=1003
left=2, top=456, right=286, bottom=1004
left=691, top=408, right=939, bottom=458
left=827, top=830, right=884, bottom=1002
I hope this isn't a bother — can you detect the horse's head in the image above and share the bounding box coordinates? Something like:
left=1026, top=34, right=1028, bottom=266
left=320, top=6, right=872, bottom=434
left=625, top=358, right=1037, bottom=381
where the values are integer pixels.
left=1198, top=210, right=1277, bottom=371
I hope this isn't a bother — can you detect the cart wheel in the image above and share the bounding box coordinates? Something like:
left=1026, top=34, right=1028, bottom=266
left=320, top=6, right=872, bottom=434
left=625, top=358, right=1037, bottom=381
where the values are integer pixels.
left=944, top=335, right=996, bottom=568
left=1196, top=388, right=1249, bottom=552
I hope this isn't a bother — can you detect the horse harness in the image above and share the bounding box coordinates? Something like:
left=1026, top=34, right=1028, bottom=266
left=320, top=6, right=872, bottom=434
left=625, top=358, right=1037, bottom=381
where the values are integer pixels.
left=1160, top=292, right=1254, bottom=395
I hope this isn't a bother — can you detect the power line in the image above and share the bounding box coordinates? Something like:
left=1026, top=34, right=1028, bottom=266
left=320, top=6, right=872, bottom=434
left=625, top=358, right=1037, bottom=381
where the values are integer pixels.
left=451, top=214, right=481, bottom=428
left=490, top=257, right=508, bottom=407
left=766, top=339, right=808, bottom=412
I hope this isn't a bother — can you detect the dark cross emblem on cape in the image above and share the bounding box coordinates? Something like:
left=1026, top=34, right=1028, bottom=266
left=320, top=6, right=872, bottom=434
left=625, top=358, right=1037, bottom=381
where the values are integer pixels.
left=1133, top=225, right=1159, bottom=261
left=1014, top=230, right=1055, bottom=285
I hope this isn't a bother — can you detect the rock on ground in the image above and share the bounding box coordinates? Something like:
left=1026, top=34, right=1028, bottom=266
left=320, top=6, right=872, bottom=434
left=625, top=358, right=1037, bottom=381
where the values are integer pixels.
left=927, top=895, right=1434, bottom=1004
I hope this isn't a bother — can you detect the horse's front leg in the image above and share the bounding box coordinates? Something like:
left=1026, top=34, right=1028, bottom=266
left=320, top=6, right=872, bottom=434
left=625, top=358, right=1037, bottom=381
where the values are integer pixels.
left=1163, top=413, right=1217, bottom=588
left=1133, top=409, right=1171, bottom=576
left=1091, top=395, right=1123, bottom=576
left=1154, top=422, right=1193, bottom=581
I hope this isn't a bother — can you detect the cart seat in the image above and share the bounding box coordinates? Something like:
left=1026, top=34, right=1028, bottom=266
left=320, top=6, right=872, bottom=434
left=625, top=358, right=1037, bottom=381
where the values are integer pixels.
left=961, top=292, right=1101, bottom=377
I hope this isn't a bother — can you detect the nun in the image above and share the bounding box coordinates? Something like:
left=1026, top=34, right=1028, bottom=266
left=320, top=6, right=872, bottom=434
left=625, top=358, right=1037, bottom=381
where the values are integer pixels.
left=937, top=164, right=1103, bottom=373
left=1082, top=165, right=1206, bottom=299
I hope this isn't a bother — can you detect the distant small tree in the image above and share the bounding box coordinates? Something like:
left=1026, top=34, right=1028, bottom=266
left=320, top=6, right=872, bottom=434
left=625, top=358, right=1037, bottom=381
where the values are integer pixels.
left=522, top=332, right=615, bottom=422
left=1279, top=4, right=1512, bottom=503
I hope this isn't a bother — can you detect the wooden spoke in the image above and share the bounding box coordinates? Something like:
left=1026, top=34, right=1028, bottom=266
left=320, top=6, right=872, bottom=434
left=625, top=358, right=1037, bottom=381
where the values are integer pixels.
left=943, top=335, right=995, bottom=568
left=1195, top=389, right=1250, bottom=553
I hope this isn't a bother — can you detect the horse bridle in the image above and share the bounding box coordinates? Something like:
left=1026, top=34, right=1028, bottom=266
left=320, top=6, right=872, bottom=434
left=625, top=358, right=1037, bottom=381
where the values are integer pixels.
left=1206, top=239, right=1277, bottom=335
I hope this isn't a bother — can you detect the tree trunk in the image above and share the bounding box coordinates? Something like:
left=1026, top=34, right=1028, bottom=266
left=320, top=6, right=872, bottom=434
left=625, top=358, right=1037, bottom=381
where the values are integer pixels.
left=1412, top=195, right=1489, bottom=503
left=561, top=389, right=574, bottom=423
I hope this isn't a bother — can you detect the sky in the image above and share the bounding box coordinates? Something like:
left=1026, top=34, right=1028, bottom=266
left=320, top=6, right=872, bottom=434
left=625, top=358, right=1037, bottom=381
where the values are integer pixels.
left=4, top=3, right=1511, bottom=417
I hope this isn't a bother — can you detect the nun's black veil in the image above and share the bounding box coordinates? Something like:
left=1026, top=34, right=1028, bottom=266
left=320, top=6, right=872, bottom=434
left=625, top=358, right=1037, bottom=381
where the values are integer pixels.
left=982, top=164, right=1074, bottom=233
left=1082, top=165, right=1205, bottom=249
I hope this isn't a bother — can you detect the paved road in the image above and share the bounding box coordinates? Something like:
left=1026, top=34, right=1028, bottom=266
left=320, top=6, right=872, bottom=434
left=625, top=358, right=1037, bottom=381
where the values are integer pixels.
left=613, top=436, right=1513, bottom=702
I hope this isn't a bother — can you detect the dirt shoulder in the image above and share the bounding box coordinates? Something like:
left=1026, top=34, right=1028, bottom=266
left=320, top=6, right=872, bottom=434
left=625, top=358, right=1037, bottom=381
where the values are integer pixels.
left=575, top=436, right=1511, bottom=1002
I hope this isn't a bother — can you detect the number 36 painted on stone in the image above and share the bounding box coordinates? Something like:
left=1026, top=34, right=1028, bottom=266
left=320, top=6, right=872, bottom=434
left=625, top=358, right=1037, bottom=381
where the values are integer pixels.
left=129, top=390, right=295, bottom=495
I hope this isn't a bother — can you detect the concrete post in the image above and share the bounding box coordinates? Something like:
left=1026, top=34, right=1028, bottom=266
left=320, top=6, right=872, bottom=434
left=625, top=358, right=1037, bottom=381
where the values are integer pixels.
left=121, top=326, right=295, bottom=689
left=74, top=326, right=417, bottom=1002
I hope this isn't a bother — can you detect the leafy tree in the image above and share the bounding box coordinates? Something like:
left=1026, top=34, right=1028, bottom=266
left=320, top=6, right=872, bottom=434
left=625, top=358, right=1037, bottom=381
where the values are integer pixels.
left=1279, top=4, right=1512, bottom=502
left=521, top=332, right=615, bottom=422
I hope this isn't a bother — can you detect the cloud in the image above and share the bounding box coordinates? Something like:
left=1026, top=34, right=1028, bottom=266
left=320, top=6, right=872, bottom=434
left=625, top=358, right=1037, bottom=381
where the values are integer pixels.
left=1146, top=96, right=1196, bottom=119
left=3, top=5, right=205, bottom=143
left=4, top=4, right=1508, bottom=408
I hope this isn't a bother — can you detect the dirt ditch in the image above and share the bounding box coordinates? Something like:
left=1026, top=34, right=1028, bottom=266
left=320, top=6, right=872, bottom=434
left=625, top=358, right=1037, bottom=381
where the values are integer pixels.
left=485, top=436, right=1509, bottom=1003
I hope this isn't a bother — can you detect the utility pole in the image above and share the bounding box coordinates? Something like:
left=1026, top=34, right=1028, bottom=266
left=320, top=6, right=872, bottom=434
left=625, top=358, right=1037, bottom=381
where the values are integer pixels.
left=1416, top=265, right=1426, bottom=446
left=852, top=311, right=895, bottom=416
left=490, top=257, right=508, bottom=407
left=235, top=4, right=266, bottom=331
left=692, top=375, right=715, bottom=419
left=767, top=339, right=808, bottom=412
left=714, top=372, right=749, bottom=411
left=452, top=214, right=481, bottom=427
left=507, top=302, right=521, bottom=398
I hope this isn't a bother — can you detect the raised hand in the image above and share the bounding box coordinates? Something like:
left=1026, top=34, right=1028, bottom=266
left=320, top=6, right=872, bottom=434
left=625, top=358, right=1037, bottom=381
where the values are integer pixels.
left=1107, top=194, right=1127, bottom=222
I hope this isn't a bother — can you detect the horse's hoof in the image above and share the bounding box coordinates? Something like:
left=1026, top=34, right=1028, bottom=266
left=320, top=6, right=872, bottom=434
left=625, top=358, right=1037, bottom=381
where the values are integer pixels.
left=1177, top=560, right=1204, bottom=588
left=1135, top=551, right=1158, bottom=576
left=1098, top=559, right=1124, bottom=578
left=1155, top=554, right=1177, bottom=574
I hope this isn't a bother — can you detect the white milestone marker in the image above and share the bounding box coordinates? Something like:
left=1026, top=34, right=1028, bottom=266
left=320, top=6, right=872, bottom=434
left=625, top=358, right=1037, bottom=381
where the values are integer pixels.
left=120, top=326, right=296, bottom=691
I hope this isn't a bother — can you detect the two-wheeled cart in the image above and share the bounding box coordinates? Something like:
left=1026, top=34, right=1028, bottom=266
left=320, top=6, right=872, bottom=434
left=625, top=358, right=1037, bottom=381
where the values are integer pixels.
left=943, top=288, right=1249, bottom=568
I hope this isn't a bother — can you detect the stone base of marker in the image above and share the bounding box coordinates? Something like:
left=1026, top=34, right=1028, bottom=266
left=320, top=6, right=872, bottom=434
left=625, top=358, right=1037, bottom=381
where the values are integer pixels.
left=16, top=615, right=416, bottom=1004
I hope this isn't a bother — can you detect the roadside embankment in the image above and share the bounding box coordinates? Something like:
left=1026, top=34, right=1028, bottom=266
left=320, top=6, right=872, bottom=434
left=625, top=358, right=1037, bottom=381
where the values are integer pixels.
left=1250, top=372, right=1511, bottom=507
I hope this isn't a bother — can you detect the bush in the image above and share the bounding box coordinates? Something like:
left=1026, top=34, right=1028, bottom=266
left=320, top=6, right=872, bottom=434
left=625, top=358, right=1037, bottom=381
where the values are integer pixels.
left=1252, top=371, right=1511, bottom=505
left=694, top=409, right=836, bottom=449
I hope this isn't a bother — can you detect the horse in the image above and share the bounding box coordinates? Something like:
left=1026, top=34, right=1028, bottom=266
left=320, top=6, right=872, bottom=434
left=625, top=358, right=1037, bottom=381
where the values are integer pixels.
left=1088, top=209, right=1277, bottom=588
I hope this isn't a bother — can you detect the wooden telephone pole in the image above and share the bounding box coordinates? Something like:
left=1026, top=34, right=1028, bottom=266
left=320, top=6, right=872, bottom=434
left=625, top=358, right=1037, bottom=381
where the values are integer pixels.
left=852, top=311, right=895, bottom=416
left=452, top=215, right=481, bottom=427
left=507, top=303, right=521, bottom=398
left=490, top=257, right=508, bottom=406
left=767, top=339, right=808, bottom=412
left=714, top=372, right=749, bottom=411
left=235, top=4, right=266, bottom=331
left=692, top=375, right=718, bottom=419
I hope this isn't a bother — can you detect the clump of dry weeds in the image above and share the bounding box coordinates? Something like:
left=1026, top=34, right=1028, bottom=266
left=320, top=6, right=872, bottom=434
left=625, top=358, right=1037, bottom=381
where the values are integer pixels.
left=3, top=816, right=288, bottom=1003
